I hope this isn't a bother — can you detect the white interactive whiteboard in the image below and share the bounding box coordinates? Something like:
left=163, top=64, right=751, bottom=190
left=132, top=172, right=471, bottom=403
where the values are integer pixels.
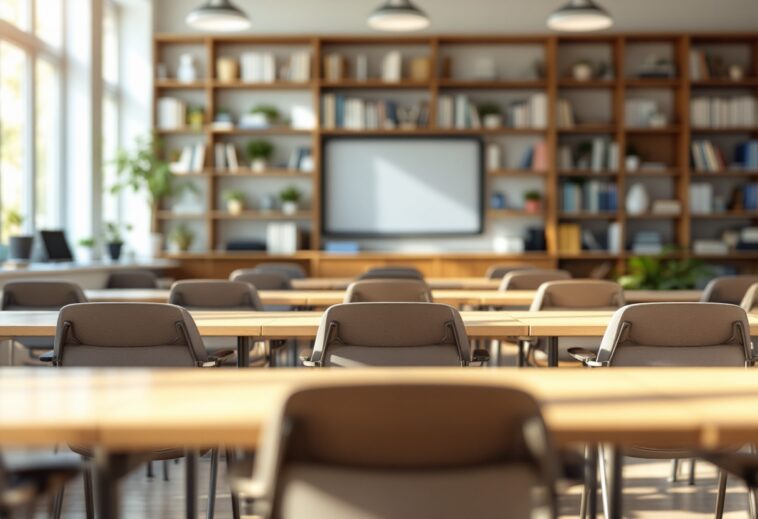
left=323, top=138, right=483, bottom=236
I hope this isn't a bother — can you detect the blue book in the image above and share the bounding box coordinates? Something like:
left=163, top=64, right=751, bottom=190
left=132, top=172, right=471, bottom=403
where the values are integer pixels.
left=335, top=95, right=345, bottom=128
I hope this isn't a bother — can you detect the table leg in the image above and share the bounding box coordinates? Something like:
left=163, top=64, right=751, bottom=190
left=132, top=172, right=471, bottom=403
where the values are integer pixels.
left=185, top=450, right=197, bottom=519
left=585, top=444, right=598, bottom=518
left=606, top=445, right=623, bottom=519
left=547, top=336, right=559, bottom=367
left=94, top=449, right=121, bottom=519
left=237, top=337, right=251, bottom=368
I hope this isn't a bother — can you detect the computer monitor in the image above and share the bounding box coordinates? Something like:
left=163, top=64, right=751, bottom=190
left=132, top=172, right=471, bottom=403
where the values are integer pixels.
left=39, top=230, right=74, bottom=262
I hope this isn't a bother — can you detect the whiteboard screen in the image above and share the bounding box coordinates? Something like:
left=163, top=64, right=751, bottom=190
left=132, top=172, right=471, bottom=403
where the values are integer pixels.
left=323, top=138, right=483, bottom=236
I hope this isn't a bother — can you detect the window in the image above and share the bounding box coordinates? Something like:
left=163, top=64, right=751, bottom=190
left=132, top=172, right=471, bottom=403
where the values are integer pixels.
left=102, top=0, right=120, bottom=224
left=0, top=0, right=63, bottom=242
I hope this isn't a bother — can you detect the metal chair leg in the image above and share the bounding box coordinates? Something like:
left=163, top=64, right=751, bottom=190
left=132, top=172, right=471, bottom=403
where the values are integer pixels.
left=715, top=469, right=727, bottom=519
left=597, top=445, right=610, bottom=519
left=52, top=486, right=65, bottom=519
left=583, top=444, right=598, bottom=519
left=668, top=459, right=679, bottom=482
left=206, top=449, right=219, bottom=519
left=185, top=451, right=197, bottom=519
left=146, top=460, right=154, bottom=478
left=688, top=459, right=696, bottom=486
left=84, top=465, right=95, bottom=519
left=225, top=448, right=241, bottom=519
left=163, top=460, right=170, bottom=481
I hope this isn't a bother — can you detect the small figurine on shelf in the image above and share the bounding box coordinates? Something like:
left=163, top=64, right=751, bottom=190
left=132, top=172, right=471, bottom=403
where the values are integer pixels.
left=177, top=54, right=197, bottom=83
left=625, top=144, right=641, bottom=172
left=571, top=60, right=594, bottom=81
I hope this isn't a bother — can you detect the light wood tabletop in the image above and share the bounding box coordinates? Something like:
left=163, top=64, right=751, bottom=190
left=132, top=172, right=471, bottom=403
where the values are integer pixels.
left=84, top=288, right=703, bottom=307
left=3, top=367, right=752, bottom=450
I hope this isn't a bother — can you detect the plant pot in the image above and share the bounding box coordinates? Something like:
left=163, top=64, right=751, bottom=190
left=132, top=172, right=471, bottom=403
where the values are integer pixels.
left=8, top=236, right=33, bottom=261
left=107, top=242, right=123, bottom=261
left=251, top=159, right=268, bottom=173
left=227, top=199, right=244, bottom=215
left=282, top=201, right=299, bottom=215
left=76, top=247, right=94, bottom=263
left=524, top=200, right=542, bottom=214
left=625, top=155, right=640, bottom=172
left=150, top=233, right=163, bottom=258
left=483, top=114, right=503, bottom=129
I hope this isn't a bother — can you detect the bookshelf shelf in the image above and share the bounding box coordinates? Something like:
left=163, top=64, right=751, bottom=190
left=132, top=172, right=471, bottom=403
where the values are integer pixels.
left=625, top=126, right=681, bottom=134
left=558, top=124, right=616, bottom=134
left=488, top=169, right=548, bottom=177
left=156, top=212, right=206, bottom=220
left=690, top=212, right=758, bottom=219
left=210, top=128, right=314, bottom=136
left=690, top=127, right=758, bottom=134
left=627, top=213, right=683, bottom=220
left=487, top=209, right=545, bottom=218
left=627, top=169, right=680, bottom=177
left=156, top=128, right=204, bottom=135
left=691, top=79, right=758, bottom=88
left=558, top=170, right=618, bottom=177
left=155, top=80, right=208, bottom=89
left=211, top=81, right=314, bottom=90
left=558, top=212, right=619, bottom=220
left=557, top=79, right=616, bottom=89
left=691, top=171, right=758, bottom=178
left=624, top=78, right=680, bottom=88
left=211, top=211, right=312, bottom=221
left=211, top=169, right=312, bottom=178
left=320, top=80, right=430, bottom=89
left=438, top=79, right=546, bottom=89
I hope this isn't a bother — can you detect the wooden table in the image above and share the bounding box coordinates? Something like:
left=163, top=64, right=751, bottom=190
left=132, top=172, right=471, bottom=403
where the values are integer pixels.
left=84, top=288, right=704, bottom=307
left=1, top=367, right=758, bottom=518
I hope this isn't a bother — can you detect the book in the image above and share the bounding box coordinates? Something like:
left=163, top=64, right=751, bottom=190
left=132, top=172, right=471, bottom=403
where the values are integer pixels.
left=381, top=51, right=402, bottom=83
left=225, top=144, right=239, bottom=172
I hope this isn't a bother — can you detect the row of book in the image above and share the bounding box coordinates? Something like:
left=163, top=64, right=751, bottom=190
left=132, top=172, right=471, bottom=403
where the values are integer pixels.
left=688, top=49, right=730, bottom=81
left=170, top=144, right=206, bottom=174
left=691, top=140, right=758, bottom=172
left=625, top=98, right=662, bottom=128
left=557, top=139, right=619, bottom=172
left=323, top=51, right=404, bottom=83
left=690, top=96, right=758, bottom=128
left=556, top=99, right=575, bottom=128
left=157, top=97, right=188, bottom=130
left=689, top=183, right=714, bottom=214
left=742, top=184, right=758, bottom=211
left=516, top=141, right=549, bottom=171
left=557, top=223, right=621, bottom=254
left=321, top=95, right=429, bottom=130
left=561, top=181, right=618, bottom=213
left=437, top=93, right=547, bottom=129
left=239, top=51, right=311, bottom=83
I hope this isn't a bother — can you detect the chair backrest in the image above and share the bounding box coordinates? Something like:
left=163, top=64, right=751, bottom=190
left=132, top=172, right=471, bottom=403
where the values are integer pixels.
left=254, top=263, right=307, bottom=280
left=253, top=384, right=558, bottom=519
left=499, top=269, right=571, bottom=291
left=358, top=266, right=424, bottom=281
left=307, top=303, right=470, bottom=367
left=343, top=279, right=433, bottom=303
left=485, top=265, right=534, bottom=280
left=701, top=275, right=758, bottom=305
left=597, top=303, right=752, bottom=367
left=54, top=303, right=207, bottom=367
left=1, top=280, right=87, bottom=311
left=229, top=269, right=293, bottom=290
left=740, top=282, right=758, bottom=313
left=106, top=270, right=159, bottom=289
left=530, top=280, right=625, bottom=311
left=168, top=280, right=262, bottom=310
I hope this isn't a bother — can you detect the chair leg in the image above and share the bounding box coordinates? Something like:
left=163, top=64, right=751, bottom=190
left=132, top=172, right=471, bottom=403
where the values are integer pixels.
left=146, top=460, right=154, bottom=478
left=225, top=448, right=241, bottom=519
left=52, top=486, right=65, bottom=519
left=715, top=469, right=727, bottom=519
left=669, top=459, right=679, bottom=482
left=185, top=451, right=197, bottom=519
left=597, top=445, right=610, bottom=519
left=584, top=444, right=598, bottom=519
left=163, top=460, right=170, bottom=481
left=688, top=459, right=696, bottom=486
left=206, top=450, right=219, bottom=519
left=83, top=465, right=95, bottom=519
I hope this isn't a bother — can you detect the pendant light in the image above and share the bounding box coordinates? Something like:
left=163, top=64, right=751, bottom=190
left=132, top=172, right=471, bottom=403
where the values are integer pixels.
left=186, top=0, right=251, bottom=32
left=368, top=0, right=430, bottom=32
left=547, top=0, right=613, bottom=32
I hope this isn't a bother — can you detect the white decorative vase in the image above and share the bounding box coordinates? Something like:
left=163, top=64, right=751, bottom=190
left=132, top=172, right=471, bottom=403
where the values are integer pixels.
left=282, top=201, right=298, bottom=215
left=227, top=199, right=244, bottom=215
left=149, top=233, right=163, bottom=258
left=251, top=159, right=267, bottom=173
left=177, top=54, right=197, bottom=83
left=626, top=183, right=650, bottom=215
left=483, top=114, right=502, bottom=129
left=572, top=62, right=593, bottom=81
left=486, top=143, right=502, bottom=171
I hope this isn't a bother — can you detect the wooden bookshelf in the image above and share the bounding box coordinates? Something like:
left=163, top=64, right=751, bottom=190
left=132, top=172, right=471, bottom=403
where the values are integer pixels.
left=152, top=32, right=758, bottom=276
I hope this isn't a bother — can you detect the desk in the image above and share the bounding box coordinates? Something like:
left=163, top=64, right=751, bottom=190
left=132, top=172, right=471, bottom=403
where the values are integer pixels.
left=1, top=367, right=757, bottom=518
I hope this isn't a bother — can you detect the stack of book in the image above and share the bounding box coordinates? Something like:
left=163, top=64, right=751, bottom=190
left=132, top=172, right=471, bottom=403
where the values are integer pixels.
left=693, top=239, right=729, bottom=255
left=561, top=180, right=618, bottom=213
left=505, top=94, right=547, bottom=128
left=736, top=140, right=758, bottom=170
left=157, top=97, right=187, bottom=130
left=437, top=93, right=546, bottom=129
left=286, top=52, right=312, bottom=82
left=691, top=140, right=726, bottom=172
left=323, top=54, right=347, bottom=81
left=321, top=95, right=429, bottom=130
left=240, top=52, right=276, bottom=83
left=213, top=143, right=240, bottom=172
left=556, top=99, right=575, bottom=128
left=689, top=183, right=714, bottom=213
left=557, top=139, right=619, bottom=172
left=517, top=141, right=549, bottom=171
left=631, top=231, right=663, bottom=254
left=737, top=227, right=758, bottom=251
left=691, top=96, right=758, bottom=128
left=557, top=224, right=582, bottom=253
left=170, top=144, right=206, bottom=174
left=267, top=223, right=300, bottom=254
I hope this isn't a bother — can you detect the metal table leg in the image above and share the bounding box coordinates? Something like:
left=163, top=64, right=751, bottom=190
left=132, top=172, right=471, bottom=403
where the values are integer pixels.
left=237, top=337, right=251, bottom=368
left=547, top=336, right=559, bottom=367
left=185, top=450, right=197, bottom=519
left=94, top=449, right=121, bottom=519
left=606, top=445, right=623, bottom=519
left=585, top=444, right=598, bottom=518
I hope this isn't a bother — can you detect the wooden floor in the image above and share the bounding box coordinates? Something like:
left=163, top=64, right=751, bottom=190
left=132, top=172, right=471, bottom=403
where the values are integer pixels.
left=43, top=454, right=750, bottom=518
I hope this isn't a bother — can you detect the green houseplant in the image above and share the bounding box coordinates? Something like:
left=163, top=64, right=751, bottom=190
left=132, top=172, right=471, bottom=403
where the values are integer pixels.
left=4, top=209, right=32, bottom=261
left=478, top=102, right=503, bottom=128
left=104, top=222, right=132, bottom=261
left=77, top=237, right=97, bottom=263
left=279, top=186, right=302, bottom=215
left=617, top=253, right=712, bottom=290
left=250, top=104, right=280, bottom=125
left=223, top=190, right=246, bottom=215
left=246, top=140, right=274, bottom=172
left=169, top=225, right=195, bottom=252
left=524, top=190, right=543, bottom=214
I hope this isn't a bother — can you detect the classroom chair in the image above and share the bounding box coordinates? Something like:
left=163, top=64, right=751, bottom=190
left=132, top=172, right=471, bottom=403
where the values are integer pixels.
left=700, top=275, right=758, bottom=305
left=357, top=266, right=424, bottom=280
left=253, top=262, right=307, bottom=279
left=230, top=384, right=559, bottom=519
left=301, top=302, right=487, bottom=367
left=229, top=269, right=293, bottom=290
left=105, top=270, right=159, bottom=289
left=0, top=280, right=88, bottom=366
left=485, top=264, right=534, bottom=279
left=343, top=279, right=433, bottom=303
left=569, top=302, right=752, bottom=518
left=48, top=302, right=239, bottom=519
left=499, top=269, right=571, bottom=291
left=525, top=280, right=625, bottom=366
left=740, top=282, right=758, bottom=313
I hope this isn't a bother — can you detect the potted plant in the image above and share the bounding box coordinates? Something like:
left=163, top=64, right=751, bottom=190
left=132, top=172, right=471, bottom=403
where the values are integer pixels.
left=223, top=190, right=246, bottom=215
left=478, top=102, right=503, bottom=128
left=617, top=253, right=712, bottom=290
left=625, top=143, right=641, bottom=172
left=169, top=225, right=195, bottom=252
left=246, top=140, right=274, bottom=172
left=113, top=133, right=195, bottom=258
left=104, top=222, right=131, bottom=261
left=77, top=237, right=96, bottom=263
left=524, top=191, right=543, bottom=214
left=279, top=186, right=302, bottom=215
left=5, top=209, right=33, bottom=262
left=250, top=104, right=280, bottom=126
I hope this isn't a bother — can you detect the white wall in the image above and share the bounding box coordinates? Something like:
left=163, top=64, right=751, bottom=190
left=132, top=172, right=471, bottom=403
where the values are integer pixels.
left=154, top=0, right=758, bottom=34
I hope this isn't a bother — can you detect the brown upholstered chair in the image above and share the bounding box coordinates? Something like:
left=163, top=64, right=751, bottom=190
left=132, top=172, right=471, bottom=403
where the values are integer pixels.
left=50, top=302, right=237, bottom=519
left=570, top=303, right=753, bottom=517
left=700, top=275, right=758, bottom=305
left=231, top=384, right=559, bottom=519
left=358, top=266, right=424, bottom=281
left=302, top=303, right=487, bottom=367
left=230, top=269, right=293, bottom=290
left=499, top=269, right=571, bottom=291
left=343, top=279, right=433, bottom=303
left=254, top=263, right=307, bottom=280
left=169, top=280, right=263, bottom=311
left=485, top=265, right=534, bottom=280
left=741, top=282, right=758, bottom=313
left=105, top=270, right=159, bottom=289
